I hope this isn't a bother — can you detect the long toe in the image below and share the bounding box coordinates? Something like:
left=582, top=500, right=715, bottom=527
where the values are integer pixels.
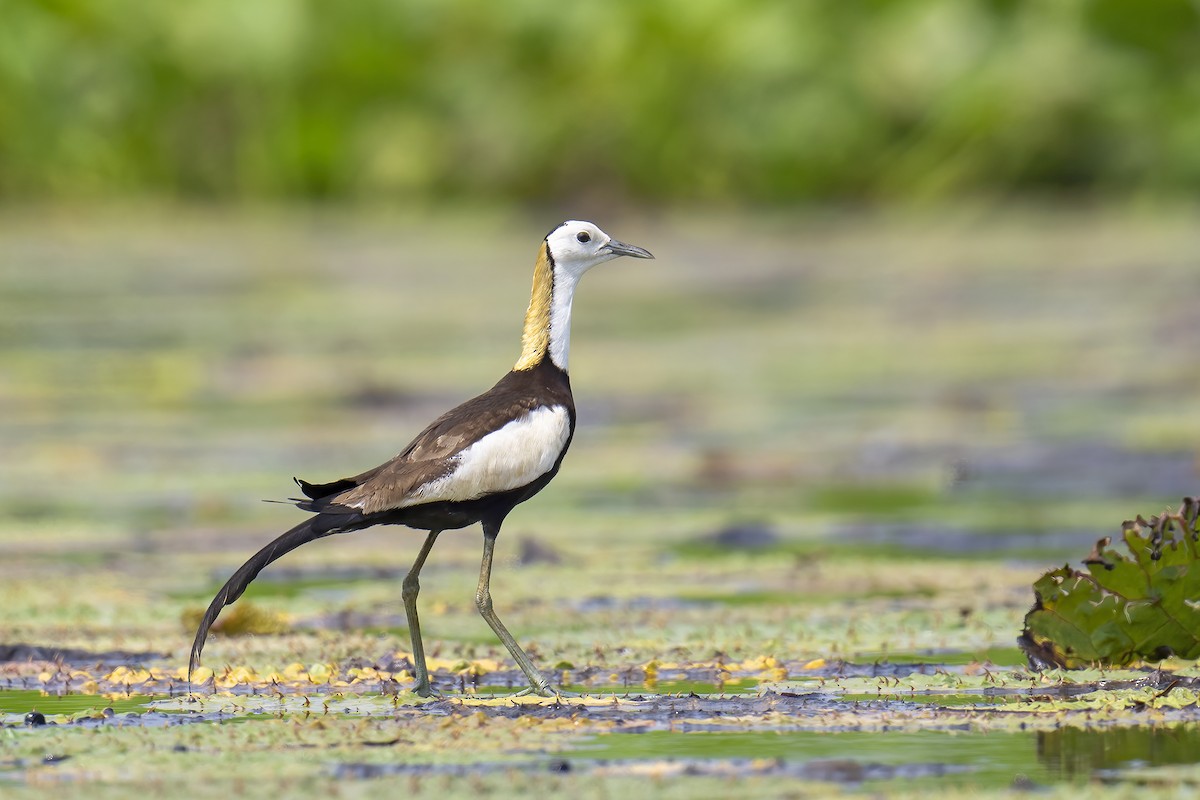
left=412, top=681, right=443, bottom=699
left=508, top=685, right=581, bottom=700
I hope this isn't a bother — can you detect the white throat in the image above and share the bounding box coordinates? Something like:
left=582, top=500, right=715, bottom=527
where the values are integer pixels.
left=547, top=268, right=582, bottom=371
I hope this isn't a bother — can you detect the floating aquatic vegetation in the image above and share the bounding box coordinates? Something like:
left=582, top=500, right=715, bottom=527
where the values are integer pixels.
left=1020, top=498, right=1200, bottom=669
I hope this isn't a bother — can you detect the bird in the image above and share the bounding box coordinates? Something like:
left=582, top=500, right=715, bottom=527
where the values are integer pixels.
left=188, top=220, right=654, bottom=697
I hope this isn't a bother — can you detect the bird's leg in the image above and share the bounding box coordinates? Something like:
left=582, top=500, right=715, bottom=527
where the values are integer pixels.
left=402, top=529, right=441, bottom=697
left=475, top=524, right=554, bottom=696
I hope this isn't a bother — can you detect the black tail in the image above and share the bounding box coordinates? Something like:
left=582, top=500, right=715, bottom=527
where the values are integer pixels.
left=188, top=517, right=344, bottom=684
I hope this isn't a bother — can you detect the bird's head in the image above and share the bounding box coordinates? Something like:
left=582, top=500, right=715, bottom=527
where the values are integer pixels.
left=515, top=220, right=653, bottom=371
left=544, top=221, right=654, bottom=278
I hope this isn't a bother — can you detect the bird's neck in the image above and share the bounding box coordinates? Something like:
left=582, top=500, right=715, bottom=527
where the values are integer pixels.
left=514, top=243, right=577, bottom=372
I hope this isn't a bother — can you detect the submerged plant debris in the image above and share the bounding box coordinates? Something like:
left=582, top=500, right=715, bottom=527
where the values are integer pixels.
left=9, top=654, right=1200, bottom=799
left=1021, top=498, right=1200, bottom=669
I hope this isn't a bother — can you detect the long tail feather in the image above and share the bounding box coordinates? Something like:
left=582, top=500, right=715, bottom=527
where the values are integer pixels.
left=188, top=518, right=342, bottom=684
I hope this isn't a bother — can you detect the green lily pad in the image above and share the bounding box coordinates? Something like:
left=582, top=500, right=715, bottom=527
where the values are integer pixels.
left=1020, top=497, right=1200, bottom=669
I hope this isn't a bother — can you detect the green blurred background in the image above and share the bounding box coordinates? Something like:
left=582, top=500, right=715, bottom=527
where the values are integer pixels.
left=5, top=4, right=1200, bottom=792
left=2, top=0, right=1200, bottom=676
left=4, top=0, right=1199, bottom=206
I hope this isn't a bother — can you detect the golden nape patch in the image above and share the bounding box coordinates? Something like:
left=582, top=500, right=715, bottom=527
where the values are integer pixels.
left=514, top=242, right=554, bottom=370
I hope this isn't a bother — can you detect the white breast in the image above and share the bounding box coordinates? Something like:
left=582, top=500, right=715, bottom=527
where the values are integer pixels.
left=401, top=405, right=571, bottom=507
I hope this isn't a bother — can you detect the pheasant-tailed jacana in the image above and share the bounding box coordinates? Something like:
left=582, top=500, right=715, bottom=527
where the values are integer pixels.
left=189, top=221, right=653, bottom=696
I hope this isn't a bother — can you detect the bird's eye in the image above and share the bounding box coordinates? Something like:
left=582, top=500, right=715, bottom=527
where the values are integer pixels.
left=576, top=232, right=591, bottom=243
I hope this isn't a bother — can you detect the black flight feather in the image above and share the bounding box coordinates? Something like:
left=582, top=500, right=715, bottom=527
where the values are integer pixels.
left=295, top=476, right=358, bottom=500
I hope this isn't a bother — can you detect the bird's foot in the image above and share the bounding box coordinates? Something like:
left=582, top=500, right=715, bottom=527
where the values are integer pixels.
left=411, top=680, right=444, bottom=700
left=509, top=683, right=581, bottom=701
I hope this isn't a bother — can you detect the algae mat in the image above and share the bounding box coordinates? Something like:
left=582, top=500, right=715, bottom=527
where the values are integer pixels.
left=7, top=657, right=1200, bottom=797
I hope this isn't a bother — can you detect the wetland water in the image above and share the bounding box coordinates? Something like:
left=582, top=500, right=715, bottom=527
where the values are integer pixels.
left=7, top=662, right=1200, bottom=790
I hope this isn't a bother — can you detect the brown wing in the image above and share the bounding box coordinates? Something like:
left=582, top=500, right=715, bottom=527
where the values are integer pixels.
left=308, top=386, right=549, bottom=516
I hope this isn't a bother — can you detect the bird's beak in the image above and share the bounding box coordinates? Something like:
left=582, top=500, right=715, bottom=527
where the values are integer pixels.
left=602, top=239, right=654, bottom=260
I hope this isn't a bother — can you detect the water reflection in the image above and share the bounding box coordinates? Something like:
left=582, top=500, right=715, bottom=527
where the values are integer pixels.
left=1039, top=725, right=1200, bottom=779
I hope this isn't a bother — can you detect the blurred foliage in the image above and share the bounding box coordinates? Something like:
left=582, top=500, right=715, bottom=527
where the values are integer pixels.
left=180, top=601, right=291, bottom=638
left=1, top=0, right=1199, bottom=204
left=1021, top=498, right=1200, bottom=670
